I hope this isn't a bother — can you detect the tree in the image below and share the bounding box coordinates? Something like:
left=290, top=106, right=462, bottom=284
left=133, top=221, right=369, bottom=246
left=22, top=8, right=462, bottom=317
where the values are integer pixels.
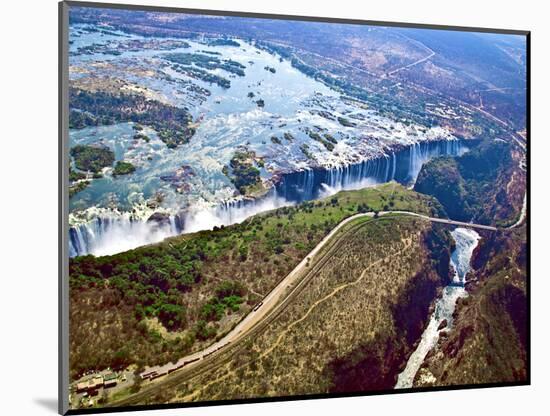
left=158, top=303, right=186, bottom=330
left=112, top=347, right=131, bottom=369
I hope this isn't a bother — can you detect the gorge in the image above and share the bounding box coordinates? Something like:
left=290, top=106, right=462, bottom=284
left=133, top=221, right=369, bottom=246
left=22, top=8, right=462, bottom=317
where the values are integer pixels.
left=395, top=227, right=481, bottom=388
left=69, top=139, right=468, bottom=257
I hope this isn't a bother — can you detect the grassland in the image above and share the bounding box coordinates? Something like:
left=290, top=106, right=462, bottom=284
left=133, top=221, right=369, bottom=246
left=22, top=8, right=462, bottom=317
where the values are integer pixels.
left=69, top=183, right=444, bottom=380
left=135, top=215, right=451, bottom=404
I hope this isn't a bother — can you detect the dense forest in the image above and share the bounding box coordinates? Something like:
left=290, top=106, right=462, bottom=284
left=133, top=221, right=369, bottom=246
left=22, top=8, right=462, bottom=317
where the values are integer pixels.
left=70, top=145, right=115, bottom=173
left=222, top=149, right=263, bottom=195
left=69, top=87, right=195, bottom=148
left=163, top=52, right=246, bottom=76
left=415, top=140, right=519, bottom=225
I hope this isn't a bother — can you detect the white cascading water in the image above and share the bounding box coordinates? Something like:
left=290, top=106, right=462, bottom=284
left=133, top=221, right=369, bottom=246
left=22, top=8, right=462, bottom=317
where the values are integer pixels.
left=69, top=214, right=181, bottom=257
left=182, top=194, right=291, bottom=234
left=319, top=175, right=381, bottom=199
left=69, top=139, right=467, bottom=257
left=69, top=194, right=293, bottom=257
left=394, top=227, right=480, bottom=389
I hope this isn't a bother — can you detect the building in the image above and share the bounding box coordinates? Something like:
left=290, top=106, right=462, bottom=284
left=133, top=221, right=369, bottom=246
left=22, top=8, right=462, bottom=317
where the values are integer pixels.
left=75, top=375, right=104, bottom=394
left=103, top=373, right=118, bottom=388
left=88, top=375, right=104, bottom=391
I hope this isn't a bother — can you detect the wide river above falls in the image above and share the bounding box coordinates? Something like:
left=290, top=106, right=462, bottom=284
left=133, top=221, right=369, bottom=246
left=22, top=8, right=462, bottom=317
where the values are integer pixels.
left=68, top=23, right=468, bottom=257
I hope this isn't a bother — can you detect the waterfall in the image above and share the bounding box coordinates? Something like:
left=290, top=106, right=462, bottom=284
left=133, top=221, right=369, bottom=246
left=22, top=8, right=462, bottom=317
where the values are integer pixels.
left=69, top=212, right=182, bottom=257
left=275, top=139, right=468, bottom=203
left=183, top=192, right=289, bottom=234
left=391, top=152, right=397, bottom=181
left=394, top=227, right=480, bottom=389
left=69, top=139, right=469, bottom=257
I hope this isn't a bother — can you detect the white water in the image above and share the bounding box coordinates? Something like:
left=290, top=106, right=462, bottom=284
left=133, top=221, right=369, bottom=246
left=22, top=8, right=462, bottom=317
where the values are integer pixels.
left=68, top=21, right=468, bottom=258
left=69, top=140, right=467, bottom=257
left=183, top=194, right=291, bottom=234
left=394, top=227, right=480, bottom=389
left=69, top=213, right=180, bottom=257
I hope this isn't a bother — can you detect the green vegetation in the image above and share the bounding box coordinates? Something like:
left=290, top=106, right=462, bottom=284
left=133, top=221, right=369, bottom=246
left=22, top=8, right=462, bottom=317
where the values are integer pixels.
left=270, top=136, right=282, bottom=145
left=133, top=132, right=150, bottom=143
left=163, top=52, right=246, bottom=76
left=308, top=130, right=334, bottom=151
left=194, top=320, right=217, bottom=341
left=200, top=50, right=222, bottom=56
left=300, top=144, right=314, bottom=160
left=264, top=65, right=276, bottom=73
left=324, top=133, right=338, bottom=144
left=69, top=167, right=86, bottom=182
left=157, top=215, right=452, bottom=401
left=157, top=303, right=186, bottom=331
left=69, top=180, right=90, bottom=198
left=256, top=99, right=265, bottom=108
left=223, top=149, right=262, bottom=195
left=200, top=281, right=246, bottom=321
left=113, top=161, right=137, bottom=176
left=68, top=150, right=110, bottom=198
left=207, top=38, right=240, bottom=47
left=414, top=157, right=468, bottom=220
left=69, top=183, right=442, bottom=379
left=169, top=64, right=231, bottom=89
left=415, top=140, right=517, bottom=224
left=69, top=88, right=195, bottom=148
left=73, top=38, right=191, bottom=57
left=70, top=145, right=115, bottom=173
left=337, top=116, right=356, bottom=127
left=284, top=132, right=295, bottom=142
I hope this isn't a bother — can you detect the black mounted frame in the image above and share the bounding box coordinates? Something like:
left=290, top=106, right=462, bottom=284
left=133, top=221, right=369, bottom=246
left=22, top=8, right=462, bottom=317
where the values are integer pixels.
left=59, top=1, right=531, bottom=414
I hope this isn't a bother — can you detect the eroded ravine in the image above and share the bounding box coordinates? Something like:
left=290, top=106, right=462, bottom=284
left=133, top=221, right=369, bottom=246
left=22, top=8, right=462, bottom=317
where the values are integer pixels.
left=394, top=227, right=480, bottom=389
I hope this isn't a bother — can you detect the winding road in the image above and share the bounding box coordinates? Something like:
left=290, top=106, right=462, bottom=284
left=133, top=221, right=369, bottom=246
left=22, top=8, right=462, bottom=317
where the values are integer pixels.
left=111, top=210, right=499, bottom=406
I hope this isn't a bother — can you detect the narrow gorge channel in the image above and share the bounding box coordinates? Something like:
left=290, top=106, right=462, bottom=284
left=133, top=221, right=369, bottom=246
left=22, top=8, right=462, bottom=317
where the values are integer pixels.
left=394, top=227, right=481, bottom=389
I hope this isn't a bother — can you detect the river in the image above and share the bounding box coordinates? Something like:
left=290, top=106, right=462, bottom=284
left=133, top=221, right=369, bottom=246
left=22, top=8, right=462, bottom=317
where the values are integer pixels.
left=68, top=22, right=468, bottom=257
left=394, top=227, right=480, bottom=389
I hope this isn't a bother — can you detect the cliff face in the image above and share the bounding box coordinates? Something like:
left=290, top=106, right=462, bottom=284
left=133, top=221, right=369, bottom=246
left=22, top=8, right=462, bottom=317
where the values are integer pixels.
left=414, top=157, right=469, bottom=221
left=414, top=140, right=525, bottom=226
left=413, top=226, right=527, bottom=387
left=324, top=224, right=453, bottom=392
left=143, top=217, right=456, bottom=402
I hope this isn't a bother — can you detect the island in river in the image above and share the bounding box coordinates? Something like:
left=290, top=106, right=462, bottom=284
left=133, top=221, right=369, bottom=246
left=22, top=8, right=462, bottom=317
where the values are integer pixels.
left=65, top=4, right=528, bottom=411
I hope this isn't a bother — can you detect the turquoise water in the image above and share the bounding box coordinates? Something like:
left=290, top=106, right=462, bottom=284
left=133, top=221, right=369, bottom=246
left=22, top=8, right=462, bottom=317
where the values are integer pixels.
left=68, top=23, right=460, bottom=256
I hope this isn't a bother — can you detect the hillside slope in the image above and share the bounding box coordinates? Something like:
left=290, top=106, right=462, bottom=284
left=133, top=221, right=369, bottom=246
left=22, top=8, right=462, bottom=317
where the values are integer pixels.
left=132, top=216, right=453, bottom=404
left=414, top=140, right=525, bottom=226
left=413, top=226, right=527, bottom=387
left=69, top=183, right=443, bottom=380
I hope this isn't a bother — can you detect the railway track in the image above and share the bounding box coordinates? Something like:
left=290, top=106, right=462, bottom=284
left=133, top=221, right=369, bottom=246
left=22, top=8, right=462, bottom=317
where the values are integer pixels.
left=110, top=217, right=374, bottom=406
left=110, top=212, right=504, bottom=406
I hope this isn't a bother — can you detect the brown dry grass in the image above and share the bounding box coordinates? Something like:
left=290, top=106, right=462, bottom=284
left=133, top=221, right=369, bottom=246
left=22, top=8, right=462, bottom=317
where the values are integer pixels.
left=145, top=216, right=443, bottom=403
